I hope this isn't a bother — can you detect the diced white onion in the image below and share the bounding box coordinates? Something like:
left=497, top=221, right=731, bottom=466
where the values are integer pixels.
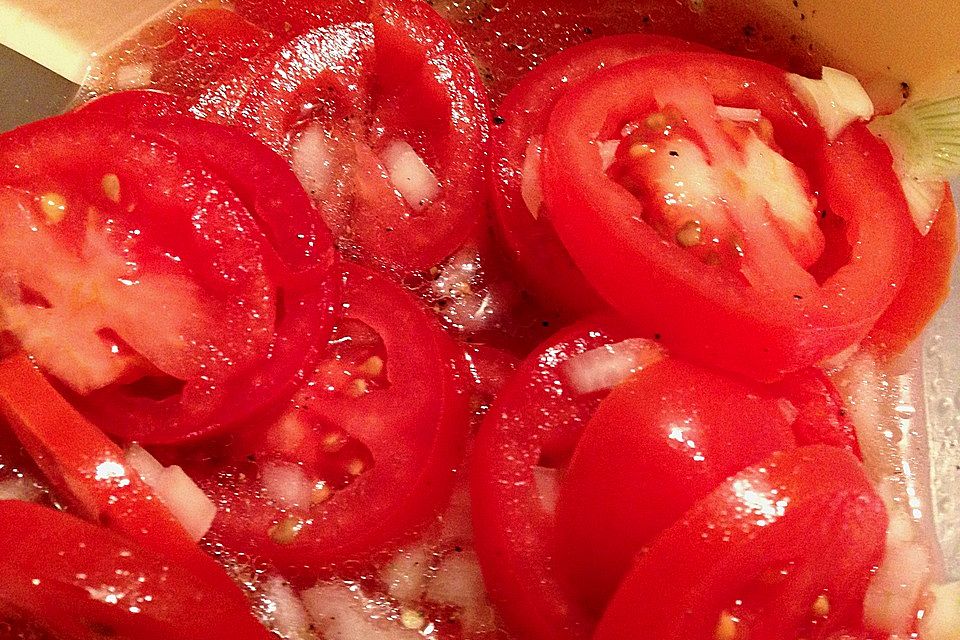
left=126, top=444, right=216, bottom=541
left=532, top=466, right=560, bottom=515
left=561, top=338, right=664, bottom=396
left=787, top=66, right=874, bottom=141
left=597, top=139, right=621, bottom=171
left=863, top=542, right=931, bottom=634
left=899, top=173, right=946, bottom=235
left=380, top=545, right=431, bottom=604
left=260, top=577, right=312, bottom=640
left=776, top=398, right=799, bottom=425
left=425, top=549, right=496, bottom=633
left=919, top=581, right=960, bottom=640
left=520, top=136, right=544, bottom=217
left=0, top=476, right=43, bottom=502
left=381, top=140, right=440, bottom=212
left=114, top=63, right=154, bottom=90
left=291, top=123, right=334, bottom=197
left=261, top=461, right=313, bottom=508
left=716, top=105, right=762, bottom=123
left=303, top=583, right=420, bottom=640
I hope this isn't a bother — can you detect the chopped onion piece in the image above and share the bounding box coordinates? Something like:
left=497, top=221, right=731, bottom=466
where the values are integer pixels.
left=863, top=542, right=931, bottom=634
left=425, top=549, right=496, bottom=633
left=114, top=62, right=154, bottom=90
left=260, top=577, right=312, bottom=640
left=597, top=139, right=621, bottom=171
left=898, top=174, right=947, bottom=234
left=0, top=476, right=42, bottom=502
left=532, top=466, right=560, bottom=515
left=561, top=338, right=664, bottom=396
left=125, top=444, right=216, bottom=541
left=716, top=105, right=761, bottom=123
left=303, top=583, right=420, bottom=640
left=919, top=581, right=960, bottom=640
left=788, top=66, right=874, bottom=140
left=381, top=140, right=440, bottom=212
left=380, top=545, right=431, bottom=604
left=290, top=123, right=334, bottom=197
left=261, top=461, right=313, bottom=508
left=520, top=135, right=544, bottom=217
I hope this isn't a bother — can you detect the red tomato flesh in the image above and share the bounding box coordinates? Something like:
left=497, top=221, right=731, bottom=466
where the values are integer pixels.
left=594, top=445, right=887, bottom=640
left=542, top=52, right=914, bottom=380
left=0, top=501, right=271, bottom=640
left=556, top=357, right=797, bottom=612
left=194, top=266, right=470, bottom=571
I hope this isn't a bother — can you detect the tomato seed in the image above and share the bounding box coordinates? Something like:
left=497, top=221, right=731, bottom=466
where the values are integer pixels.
left=101, top=174, right=121, bottom=203
left=38, top=193, right=67, bottom=224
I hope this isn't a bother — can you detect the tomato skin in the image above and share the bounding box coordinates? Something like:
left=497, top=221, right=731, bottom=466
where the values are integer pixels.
left=594, top=445, right=887, bottom=640
left=0, top=501, right=271, bottom=640
left=774, top=367, right=861, bottom=458
left=491, top=34, right=707, bottom=316
left=556, top=358, right=797, bottom=613
left=541, top=52, right=914, bottom=380
left=197, top=266, right=470, bottom=571
left=870, top=190, right=957, bottom=358
left=471, top=317, right=632, bottom=640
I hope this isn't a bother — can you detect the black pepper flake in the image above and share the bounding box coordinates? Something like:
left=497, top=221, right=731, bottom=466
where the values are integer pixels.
left=900, top=82, right=911, bottom=100
left=654, top=333, right=662, bottom=341
left=820, top=210, right=828, bottom=219
left=792, top=0, right=799, bottom=6
left=641, top=14, right=652, bottom=25
left=541, top=320, right=551, bottom=328
left=793, top=294, right=803, bottom=300
left=454, top=545, right=464, bottom=553
left=743, top=24, right=757, bottom=38
left=669, top=150, right=679, bottom=157
left=493, top=115, right=505, bottom=125
left=800, top=12, right=806, bottom=20
left=583, top=26, right=593, bottom=35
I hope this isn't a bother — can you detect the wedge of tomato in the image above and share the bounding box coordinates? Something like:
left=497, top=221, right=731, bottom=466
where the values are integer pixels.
left=491, top=34, right=706, bottom=315
left=203, top=0, right=490, bottom=271
left=194, top=266, right=470, bottom=571
left=0, top=105, right=337, bottom=443
left=0, top=352, right=239, bottom=594
left=0, top=501, right=271, bottom=640
left=471, top=317, right=636, bottom=640
left=593, top=446, right=887, bottom=640
left=541, top=52, right=914, bottom=380
left=556, top=358, right=797, bottom=612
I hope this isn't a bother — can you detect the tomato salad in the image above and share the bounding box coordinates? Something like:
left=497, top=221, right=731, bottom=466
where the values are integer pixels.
left=1, top=1, right=959, bottom=639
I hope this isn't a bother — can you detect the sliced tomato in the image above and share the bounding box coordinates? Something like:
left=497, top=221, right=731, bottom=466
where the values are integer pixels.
left=0, top=351, right=254, bottom=603
left=541, top=52, right=914, bottom=380
left=556, top=358, right=797, bottom=613
left=0, top=501, right=270, bottom=640
left=594, top=445, right=887, bottom=640
left=202, top=0, right=490, bottom=271
left=193, top=266, right=469, bottom=571
left=870, top=189, right=957, bottom=357
left=492, top=34, right=707, bottom=315
left=471, top=317, right=637, bottom=640
left=773, top=367, right=861, bottom=457
left=0, top=106, right=337, bottom=443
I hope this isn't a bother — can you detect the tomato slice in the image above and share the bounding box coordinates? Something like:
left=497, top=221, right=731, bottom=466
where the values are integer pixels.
left=870, top=190, right=957, bottom=358
left=541, top=52, right=914, bottom=380
left=491, top=34, right=706, bottom=315
left=0, top=105, right=337, bottom=443
left=0, top=352, right=237, bottom=593
left=0, top=501, right=271, bottom=640
left=556, top=357, right=797, bottom=613
left=203, top=0, right=490, bottom=271
left=193, top=266, right=469, bottom=571
left=594, top=445, right=887, bottom=640
left=471, top=317, right=634, bottom=640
